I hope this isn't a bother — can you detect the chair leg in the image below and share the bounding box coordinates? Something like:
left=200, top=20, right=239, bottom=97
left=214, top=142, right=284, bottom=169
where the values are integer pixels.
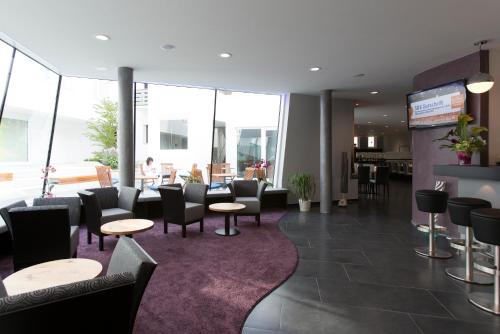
left=164, top=219, right=168, bottom=234
left=182, top=225, right=187, bottom=238
left=256, top=214, right=261, bottom=226
left=87, top=231, right=92, bottom=244
left=98, top=235, right=104, bottom=251
left=234, top=215, right=238, bottom=226
left=200, top=219, right=204, bottom=232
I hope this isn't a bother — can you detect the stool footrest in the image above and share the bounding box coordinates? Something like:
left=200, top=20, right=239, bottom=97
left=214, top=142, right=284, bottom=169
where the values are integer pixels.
left=416, top=224, right=447, bottom=234
left=449, top=239, right=488, bottom=252
left=474, top=260, right=496, bottom=275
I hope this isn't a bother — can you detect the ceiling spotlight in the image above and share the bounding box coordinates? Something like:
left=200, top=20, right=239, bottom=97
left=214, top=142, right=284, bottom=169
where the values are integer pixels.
left=370, top=91, right=379, bottom=95
left=355, top=103, right=360, bottom=107
left=160, top=44, right=175, bottom=51
left=467, top=40, right=494, bottom=94
left=219, top=52, right=232, bottom=58
left=95, top=34, right=110, bottom=41
left=309, top=67, right=321, bottom=72
left=367, top=121, right=373, bottom=124
left=385, top=125, right=389, bottom=128
left=383, top=114, right=388, bottom=117
left=401, top=120, right=406, bottom=123
left=96, top=67, right=108, bottom=71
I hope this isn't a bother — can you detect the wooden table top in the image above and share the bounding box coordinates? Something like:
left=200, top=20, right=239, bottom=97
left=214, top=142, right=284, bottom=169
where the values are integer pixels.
left=212, top=173, right=237, bottom=177
left=101, top=218, right=154, bottom=235
left=209, top=203, right=246, bottom=213
left=3, top=258, right=102, bottom=296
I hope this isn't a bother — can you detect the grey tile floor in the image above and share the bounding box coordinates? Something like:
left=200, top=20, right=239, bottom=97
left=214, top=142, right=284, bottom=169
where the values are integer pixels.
left=242, top=180, right=500, bottom=334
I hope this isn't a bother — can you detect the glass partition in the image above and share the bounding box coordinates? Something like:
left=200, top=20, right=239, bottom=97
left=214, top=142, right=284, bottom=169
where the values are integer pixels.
left=0, top=52, right=59, bottom=204
left=213, top=91, right=281, bottom=186
left=49, top=77, right=118, bottom=196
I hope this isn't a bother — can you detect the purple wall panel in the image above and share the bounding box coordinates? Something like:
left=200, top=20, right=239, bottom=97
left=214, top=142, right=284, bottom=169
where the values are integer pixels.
left=411, top=51, right=488, bottom=237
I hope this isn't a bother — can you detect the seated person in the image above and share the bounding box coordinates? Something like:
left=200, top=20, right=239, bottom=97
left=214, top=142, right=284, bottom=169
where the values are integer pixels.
left=140, top=157, right=159, bottom=189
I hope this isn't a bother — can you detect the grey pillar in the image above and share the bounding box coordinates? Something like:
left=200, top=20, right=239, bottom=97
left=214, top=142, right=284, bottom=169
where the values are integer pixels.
left=320, top=90, right=332, bottom=213
left=118, top=67, right=134, bottom=187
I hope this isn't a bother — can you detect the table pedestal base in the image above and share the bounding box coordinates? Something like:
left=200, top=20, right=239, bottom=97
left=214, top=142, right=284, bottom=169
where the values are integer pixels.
left=215, top=227, right=240, bottom=236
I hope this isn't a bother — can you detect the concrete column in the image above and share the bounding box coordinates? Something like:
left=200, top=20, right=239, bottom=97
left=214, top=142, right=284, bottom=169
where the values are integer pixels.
left=118, top=67, right=134, bottom=187
left=320, top=90, right=332, bottom=213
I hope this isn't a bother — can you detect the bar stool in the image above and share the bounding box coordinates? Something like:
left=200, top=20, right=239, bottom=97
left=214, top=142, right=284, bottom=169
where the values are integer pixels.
left=414, top=189, right=452, bottom=259
left=469, top=208, right=500, bottom=315
left=445, top=197, right=493, bottom=284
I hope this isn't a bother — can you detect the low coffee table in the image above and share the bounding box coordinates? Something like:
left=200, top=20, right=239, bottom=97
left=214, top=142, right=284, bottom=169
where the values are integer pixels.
left=3, top=258, right=102, bottom=296
left=101, top=218, right=154, bottom=237
left=209, top=203, right=246, bottom=236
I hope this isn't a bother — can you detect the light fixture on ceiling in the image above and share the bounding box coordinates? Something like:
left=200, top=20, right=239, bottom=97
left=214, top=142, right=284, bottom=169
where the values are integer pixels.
left=383, top=114, right=388, bottom=117
left=401, top=120, right=405, bottom=123
left=309, top=67, right=321, bottom=72
left=160, top=44, right=175, bottom=51
left=370, top=91, right=379, bottom=95
left=219, top=52, right=232, bottom=58
left=95, top=34, right=110, bottom=41
left=367, top=121, right=373, bottom=124
left=385, top=125, right=389, bottom=128
left=467, top=40, right=495, bottom=94
left=96, top=66, right=108, bottom=71
left=355, top=103, right=360, bottom=107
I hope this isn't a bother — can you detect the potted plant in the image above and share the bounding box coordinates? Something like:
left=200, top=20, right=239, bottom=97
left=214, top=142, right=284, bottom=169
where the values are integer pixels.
left=288, top=172, right=315, bottom=212
left=434, top=114, right=487, bottom=165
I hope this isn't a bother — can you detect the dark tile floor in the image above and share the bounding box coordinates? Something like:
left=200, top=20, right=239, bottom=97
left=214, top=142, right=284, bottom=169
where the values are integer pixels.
left=242, top=180, right=500, bottom=334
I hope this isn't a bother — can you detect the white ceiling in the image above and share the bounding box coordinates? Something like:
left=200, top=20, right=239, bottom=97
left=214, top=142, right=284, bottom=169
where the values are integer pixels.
left=1, top=0, right=500, bottom=129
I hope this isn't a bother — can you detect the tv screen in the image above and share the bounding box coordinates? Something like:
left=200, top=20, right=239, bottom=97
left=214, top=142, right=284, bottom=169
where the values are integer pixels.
left=407, top=80, right=466, bottom=129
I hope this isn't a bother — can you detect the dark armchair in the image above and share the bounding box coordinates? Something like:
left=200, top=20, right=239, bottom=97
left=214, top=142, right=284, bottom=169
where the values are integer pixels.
left=228, top=180, right=267, bottom=226
left=78, top=186, right=140, bottom=251
left=159, top=183, right=208, bottom=237
left=107, top=237, right=157, bottom=331
left=0, top=201, right=27, bottom=252
left=33, top=197, right=81, bottom=256
left=7, top=205, right=77, bottom=271
left=0, top=273, right=136, bottom=334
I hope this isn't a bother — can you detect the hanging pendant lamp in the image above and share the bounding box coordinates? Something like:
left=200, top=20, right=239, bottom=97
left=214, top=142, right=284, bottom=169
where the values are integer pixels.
left=466, top=40, right=495, bottom=94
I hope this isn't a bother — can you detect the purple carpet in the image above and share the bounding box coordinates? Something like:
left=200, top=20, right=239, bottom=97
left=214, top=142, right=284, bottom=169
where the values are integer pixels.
left=0, top=210, right=297, bottom=334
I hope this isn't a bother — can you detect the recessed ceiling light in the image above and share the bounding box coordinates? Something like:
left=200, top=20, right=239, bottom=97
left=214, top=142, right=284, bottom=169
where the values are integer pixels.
left=367, top=121, right=372, bottom=124
left=219, top=52, right=232, bottom=58
left=95, top=34, right=110, bottom=41
left=383, top=114, right=388, bottom=117
left=309, top=67, right=321, bottom=72
left=370, top=91, right=379, bottom=95
left=160, top=44, right=175, bottom=51
left=96, top=66, right=108, bottom=71
left=355, top=103, right=360, bottom=107
left=401, top=120, right=405, bottom=123
left=385, top=125, right=389, bottom=128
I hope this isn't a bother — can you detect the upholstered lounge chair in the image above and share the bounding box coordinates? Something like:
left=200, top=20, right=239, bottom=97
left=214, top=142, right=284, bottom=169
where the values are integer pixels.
left=228, top=180, right=267, bottom=226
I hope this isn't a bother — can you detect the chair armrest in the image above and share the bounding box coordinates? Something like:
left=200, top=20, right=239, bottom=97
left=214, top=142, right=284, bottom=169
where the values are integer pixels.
left=184, top=184, right=208, bottom=204
left=227, top=183, right=236, bottom=202
left=118, top=187, right=140, bottom=212
left=257, top=181, right=267, bottom=201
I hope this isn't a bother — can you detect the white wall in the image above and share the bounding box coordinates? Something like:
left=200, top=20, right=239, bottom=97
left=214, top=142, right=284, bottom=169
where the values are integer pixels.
left=281, top=93, right=321, bottom=204
left=332, top=98, right=358, bottom=200
left=489, top=48, right=500, bottom=163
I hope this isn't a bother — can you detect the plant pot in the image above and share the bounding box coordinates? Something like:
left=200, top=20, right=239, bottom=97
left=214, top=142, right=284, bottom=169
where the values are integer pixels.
left=456, top=151, right=472, bottom=165
left=298, top=199, right=311, bottom=212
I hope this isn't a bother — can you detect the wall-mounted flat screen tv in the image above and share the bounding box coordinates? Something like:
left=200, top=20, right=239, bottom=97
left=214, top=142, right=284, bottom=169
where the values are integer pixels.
left=407, top=80, right=466, bottom=129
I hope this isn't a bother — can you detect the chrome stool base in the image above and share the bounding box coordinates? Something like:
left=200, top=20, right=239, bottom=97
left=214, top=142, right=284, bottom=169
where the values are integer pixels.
left=414, top=247, right=452, bottom=259
left=445, top=267, right=494, bottom=285
left=468, top=292, right=500, bottom=315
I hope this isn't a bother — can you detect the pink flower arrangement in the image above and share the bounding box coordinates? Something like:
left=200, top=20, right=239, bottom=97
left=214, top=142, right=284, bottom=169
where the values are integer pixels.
left=253, top=159, right=270, bottom=169
left=41, top=165, right=57, bottom=198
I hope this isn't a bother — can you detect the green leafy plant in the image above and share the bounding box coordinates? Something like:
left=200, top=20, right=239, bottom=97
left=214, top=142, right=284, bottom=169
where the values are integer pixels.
left=85, top=99, right=118, bottom=169
left=288, top=172, right=315, bottom=201
left=184, top=174, right=202, bottom=184
left=434, top=114, right=487, bottom=154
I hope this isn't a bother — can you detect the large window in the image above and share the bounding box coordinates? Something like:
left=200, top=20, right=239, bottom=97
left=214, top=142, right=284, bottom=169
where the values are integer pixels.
left=135, top=84, right=214, bottom=186
left=0, top=51, right=59, bottom=204
left=49, top=77, right=118, bottom=196
left=213, top=91, right=281, bottom=185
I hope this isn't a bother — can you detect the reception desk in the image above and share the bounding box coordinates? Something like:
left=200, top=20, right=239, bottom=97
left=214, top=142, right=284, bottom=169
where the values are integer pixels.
left=433, top=165, right=500, bottom=207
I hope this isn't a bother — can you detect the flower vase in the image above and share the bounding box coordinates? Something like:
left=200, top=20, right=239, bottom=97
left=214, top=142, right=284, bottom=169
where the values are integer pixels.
left=457, top=151, right=472, bottom=165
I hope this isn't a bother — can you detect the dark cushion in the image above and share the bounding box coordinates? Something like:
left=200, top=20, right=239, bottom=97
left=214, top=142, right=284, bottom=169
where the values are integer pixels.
left=232, top=180, right=258, bottom=197
left=471, top=208, right=500, bottom=246
left=447, top=197, right=491, bottom=227
left=235, top=197, right=260, bottom=214
left=0, top=201, right=27, bottom=236
left=415, top=189, right=448, bottom=213
left=86, top=187, right=119, bottom=209
left=184, top=202, right=204, bottom=222
left=101, top=208, right=134, bottom=224
left=33, top=197, right=81, bottom=226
